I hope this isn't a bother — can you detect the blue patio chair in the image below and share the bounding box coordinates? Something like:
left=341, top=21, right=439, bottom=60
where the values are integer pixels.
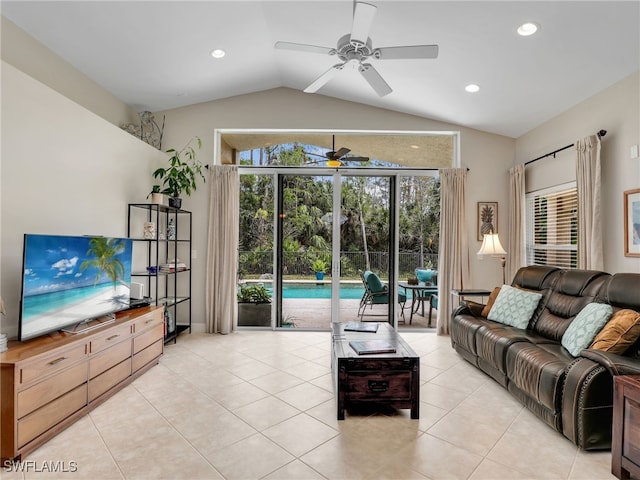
left=413, top=268, right=438, bottom=326
left=358, top=270, right=407, bottom=321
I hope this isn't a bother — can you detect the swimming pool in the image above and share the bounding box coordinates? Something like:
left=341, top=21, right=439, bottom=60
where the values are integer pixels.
left=251, top=282, right=364, bottom=299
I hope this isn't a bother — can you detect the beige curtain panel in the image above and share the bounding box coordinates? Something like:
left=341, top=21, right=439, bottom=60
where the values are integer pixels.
left=205, top=165, right=239, bottom=334
left=576, top=135, right=603, bottom=270
left=508, top=163, right=526, bottom=281
left=436, top=168, right=470, bottom=335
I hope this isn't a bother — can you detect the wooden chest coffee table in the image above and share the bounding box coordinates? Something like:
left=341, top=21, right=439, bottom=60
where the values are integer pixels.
left=331, top=322, right=420, bottom=420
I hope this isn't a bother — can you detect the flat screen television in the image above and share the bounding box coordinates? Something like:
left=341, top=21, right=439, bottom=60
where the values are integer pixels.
left=19, top=234, right=133, bottom=341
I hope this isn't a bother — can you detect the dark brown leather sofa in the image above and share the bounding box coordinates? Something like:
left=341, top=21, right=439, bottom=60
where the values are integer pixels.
left=450, top=265, right=640, bottom=450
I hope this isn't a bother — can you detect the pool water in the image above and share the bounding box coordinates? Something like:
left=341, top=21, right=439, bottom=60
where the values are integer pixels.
left=270, top=283, right=365, bottom=299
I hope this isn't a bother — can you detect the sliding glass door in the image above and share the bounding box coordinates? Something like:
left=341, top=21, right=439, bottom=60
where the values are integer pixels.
left=275, top=172, right=397, bottom=329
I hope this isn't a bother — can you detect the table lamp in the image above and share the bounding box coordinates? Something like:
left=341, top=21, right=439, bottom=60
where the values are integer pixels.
left=477, top=232, right=507, bottom=284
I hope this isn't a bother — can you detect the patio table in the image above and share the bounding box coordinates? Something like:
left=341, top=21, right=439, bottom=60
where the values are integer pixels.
left=398, top=282, right=438, bottom=325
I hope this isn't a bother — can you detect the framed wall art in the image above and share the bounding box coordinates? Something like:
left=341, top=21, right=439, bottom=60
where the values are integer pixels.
left=624, top=189, right=640, bottom=257
left=477, top=201, right=498, bottom=241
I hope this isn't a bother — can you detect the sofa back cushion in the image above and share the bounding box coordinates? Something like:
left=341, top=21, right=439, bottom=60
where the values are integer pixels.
left=531, top=270, right=610, bottom=341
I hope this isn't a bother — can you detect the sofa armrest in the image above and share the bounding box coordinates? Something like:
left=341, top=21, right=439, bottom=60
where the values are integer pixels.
left=580, top=349, right=640, bottom=376
left=562, top=356, right=615, bottom=449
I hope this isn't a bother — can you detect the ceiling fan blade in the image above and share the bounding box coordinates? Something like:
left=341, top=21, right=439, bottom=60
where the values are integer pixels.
left=303, top=151, right=327, bottom=158
left=333, top=147, right=351, bottom=158
left=274, top=41, right=335, bottom=55
left=343, top=156, right=370, bottom=162
left=304, top=64, right=343, bottom=93
left=375, top=44, right=439, bottom=60
left=350, top=2, right=377, bottom=47
left=359, top=63, right=392, bottom=96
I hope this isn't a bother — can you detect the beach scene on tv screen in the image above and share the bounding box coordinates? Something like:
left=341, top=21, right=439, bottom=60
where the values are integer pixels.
left=21, top=235, right=132, bottom=339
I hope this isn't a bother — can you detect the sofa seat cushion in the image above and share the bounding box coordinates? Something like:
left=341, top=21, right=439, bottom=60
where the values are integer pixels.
left=506, top=342, right=574, bottom=411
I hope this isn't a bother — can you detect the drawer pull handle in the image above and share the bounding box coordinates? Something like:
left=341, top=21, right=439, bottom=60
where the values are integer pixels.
left=106, top=335, right=119, bottom=341
left=145, top=319, right=155, bottom=324
left=48, top=357, right=67, bottom=365
left=368, top=380, right=388, bottom=393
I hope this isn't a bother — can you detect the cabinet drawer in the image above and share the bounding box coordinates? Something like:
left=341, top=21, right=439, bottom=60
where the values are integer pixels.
left=133, top=323, right=164, bottom=355
left=17, top=362, right=88, bottom=419
left=88, top=358, right=132, bottom=402
left=89, top=323, right=132, bottom=354
left=18, top=384, right=87, bottom=448
left=346, top=371, right=412, bottom=400
left=19, top=344, right=87, bottom=385
left=132, top=339, right=163, bottom=373
left=89, top=340, right=132, bottom=379
left=132, top=309, right=164, bottom=334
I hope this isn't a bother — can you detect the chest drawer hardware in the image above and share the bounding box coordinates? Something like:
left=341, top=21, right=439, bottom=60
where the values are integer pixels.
left=368, top=380, right=388, bottom=393
left=48, top=357, right=67, bottom=366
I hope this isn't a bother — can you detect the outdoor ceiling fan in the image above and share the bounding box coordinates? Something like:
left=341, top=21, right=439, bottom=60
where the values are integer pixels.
left=304, top=135, right=369, bottom=167
left=274, top=1, right=439, bottom=96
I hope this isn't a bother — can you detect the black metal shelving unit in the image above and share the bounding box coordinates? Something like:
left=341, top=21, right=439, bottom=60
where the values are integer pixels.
left=127, top=203, right=192, bottom=343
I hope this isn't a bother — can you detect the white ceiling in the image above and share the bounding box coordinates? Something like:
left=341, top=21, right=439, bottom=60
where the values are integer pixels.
left=2, top=1, right=638, bottom=138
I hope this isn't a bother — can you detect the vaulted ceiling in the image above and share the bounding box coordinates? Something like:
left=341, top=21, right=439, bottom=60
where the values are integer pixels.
left=2, top=1, right=638, bottom=139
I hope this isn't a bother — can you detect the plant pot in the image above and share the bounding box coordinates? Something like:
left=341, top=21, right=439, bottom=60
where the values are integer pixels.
left=238, top=302, right=271, bottom=326
left=150, top=193, right=164, bottom=205
left=168, top=197, right=182, bottom=209
left=315, top=272, right=325, bottom=280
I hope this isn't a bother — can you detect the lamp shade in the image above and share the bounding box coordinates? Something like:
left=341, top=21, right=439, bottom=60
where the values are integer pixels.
left=477, top=233, right=507, bottom=257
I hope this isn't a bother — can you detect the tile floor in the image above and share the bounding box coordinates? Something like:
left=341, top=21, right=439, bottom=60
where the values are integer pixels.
left=8, top=330, right=616, bottom=480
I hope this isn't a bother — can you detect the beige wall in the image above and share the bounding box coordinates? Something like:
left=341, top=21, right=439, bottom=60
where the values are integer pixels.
left=0, top=61, right=167, bottom=338
left=1, top=16, right=137, bottom=127
left=516, top=72, right=640, bottom=274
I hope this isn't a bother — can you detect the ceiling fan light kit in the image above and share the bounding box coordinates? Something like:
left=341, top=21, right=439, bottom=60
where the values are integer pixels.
left=275, top=1, right=439, bottom=97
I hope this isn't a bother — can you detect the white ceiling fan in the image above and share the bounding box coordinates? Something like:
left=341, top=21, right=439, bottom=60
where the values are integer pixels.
left=274, top=1, right=439, bottom=97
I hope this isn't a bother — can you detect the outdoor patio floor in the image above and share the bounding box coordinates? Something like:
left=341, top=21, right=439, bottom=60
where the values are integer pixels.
left=280, top=298, right=436, bottom=330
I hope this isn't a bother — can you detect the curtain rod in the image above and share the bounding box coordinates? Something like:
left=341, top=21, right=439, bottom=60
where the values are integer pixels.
left=524, top=129, right=607, bottom=166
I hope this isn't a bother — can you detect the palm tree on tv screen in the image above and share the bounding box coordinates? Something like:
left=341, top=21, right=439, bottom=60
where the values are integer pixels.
left=80, top=237, right=126, bottom=288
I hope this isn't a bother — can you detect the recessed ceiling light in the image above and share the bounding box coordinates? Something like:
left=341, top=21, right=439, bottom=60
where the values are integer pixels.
left=465, top=84, right=480, bottom=93
left=410, top=144, right=420, bottom=149
left=210, top=48, right=226, bottom=58
left=517, top=22, right=538, bottom=36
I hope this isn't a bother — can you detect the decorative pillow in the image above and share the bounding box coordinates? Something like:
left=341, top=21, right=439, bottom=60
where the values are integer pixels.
left=590, top=309, right=640, bottom=354
left=481, top=286, right=501, bottom=317
left=561, top=303, right=613, bottom=357
left=487, top=284, right=543, bottom=328
left=415, top=269, right=436, bottom=284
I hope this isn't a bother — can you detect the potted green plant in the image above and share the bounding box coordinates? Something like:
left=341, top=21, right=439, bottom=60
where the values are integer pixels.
left=311, top=259, right=327, bottom=280
left=152, top=136, right=205, bottom=209
left=237, top=284, right=272, bottom=326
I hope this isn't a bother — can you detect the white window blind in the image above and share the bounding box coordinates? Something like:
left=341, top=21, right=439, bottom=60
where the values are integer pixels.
left=526, top=183, right=578, bottom=269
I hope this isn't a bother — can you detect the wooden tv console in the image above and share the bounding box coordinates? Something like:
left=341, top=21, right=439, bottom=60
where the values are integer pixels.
left=0, top=306, right=164, bottom=462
